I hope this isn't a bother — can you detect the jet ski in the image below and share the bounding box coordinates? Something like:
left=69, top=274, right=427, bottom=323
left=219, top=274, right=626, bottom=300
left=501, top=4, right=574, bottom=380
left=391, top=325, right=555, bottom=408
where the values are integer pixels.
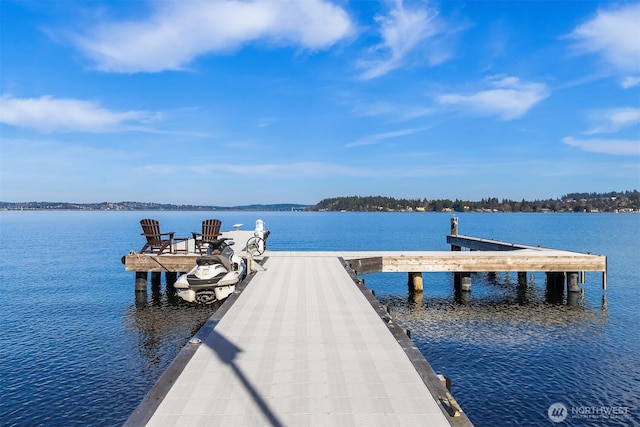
left=174, top=238, right=245, bottom=304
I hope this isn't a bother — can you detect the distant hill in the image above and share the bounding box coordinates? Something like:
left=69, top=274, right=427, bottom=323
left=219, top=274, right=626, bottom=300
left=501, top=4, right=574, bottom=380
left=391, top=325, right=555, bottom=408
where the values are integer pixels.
left=309, top=191, right=640, bottom=213
left=0, top=201, right=311, bottom=211
left=223, top=204, right=309, bottom=211
left=2, top=190, right=638, bottom=212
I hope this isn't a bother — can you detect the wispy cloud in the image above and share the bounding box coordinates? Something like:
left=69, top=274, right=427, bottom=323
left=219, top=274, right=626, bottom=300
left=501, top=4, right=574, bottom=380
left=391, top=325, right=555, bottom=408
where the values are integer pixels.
left=352, top=101, right=434, bottom=122
left=437, top=76, right=549, bottom=120
left=189, top=161, right=364, bottom=177
left=70, top=0, right=353, bottom=73
left=562, top=136, right=640, bottom=156
left=188, top=159, right=497, bottom=178
left=567, top=3, right=640, bottom=81
left=345, top=127, right=426, bottom=147
left=0, top=94, right=159, bottom=133
left=358, top=0, right=446, bottom=80
left=621, top=76, right=640, bottom=89
left=584, top=108, right=640, bottom=135
left=257, top=117, right=277, bottom=128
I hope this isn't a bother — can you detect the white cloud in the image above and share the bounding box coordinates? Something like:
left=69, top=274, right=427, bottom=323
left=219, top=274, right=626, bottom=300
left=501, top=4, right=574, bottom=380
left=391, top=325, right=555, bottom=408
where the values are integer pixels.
left=189, top=161, right=364, bottom=177
left=188, top=159, right=475, bottom=178
left=567, top=3, right=640, bottom=73
left=72, top=0, right=353, bottom=73
left=352, top=101, right=396, bottom=117
left=562, top=136, right=640, bottom=156
left=0, top=95, right=157, bottom=133
left=345, top=127, right=425, bottom=147
left=352, top=101, right=434, bottom=122
left=584, top=108, right=640, bottom=135
left=358, top=0, right=444, bottom=80
left=621, top=76, right=640, bottom=88
left=437, top=76, right=549, bottom=120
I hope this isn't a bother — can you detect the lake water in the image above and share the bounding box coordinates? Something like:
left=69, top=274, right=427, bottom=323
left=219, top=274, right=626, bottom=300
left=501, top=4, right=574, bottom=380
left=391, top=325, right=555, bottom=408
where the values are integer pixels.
left=0, top=211, right=638, bottom=426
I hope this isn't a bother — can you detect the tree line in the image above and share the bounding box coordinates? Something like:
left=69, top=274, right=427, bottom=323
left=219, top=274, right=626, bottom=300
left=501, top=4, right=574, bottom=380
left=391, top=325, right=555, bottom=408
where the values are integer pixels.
left=310, top=191, right=640, bottom=213
left=2, top=191, right=638, bottom=213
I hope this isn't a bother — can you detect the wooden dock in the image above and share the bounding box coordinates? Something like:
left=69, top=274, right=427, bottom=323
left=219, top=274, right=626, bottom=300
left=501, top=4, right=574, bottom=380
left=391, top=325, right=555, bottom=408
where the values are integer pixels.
left=125, top=254, right=472, bottom=426
left=122, top=219, right=607, bottom=425
left=124, top=246, right=607, bottom=293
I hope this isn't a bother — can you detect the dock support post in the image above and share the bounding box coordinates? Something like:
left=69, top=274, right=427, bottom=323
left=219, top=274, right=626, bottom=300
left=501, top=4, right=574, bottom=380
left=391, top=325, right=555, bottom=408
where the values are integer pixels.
left=135, top=272, right=148, bottom=292
left=151, top=272, right=162, bottom=286
left=567, top=290, right=581, bottom=306
left=408, top=272, right=423, bottom=295
left=454, top=272, right=472, bottom=291
left=546, top=272, right=564, bottom=303
left=450, top=217, right=461, bottom=251
left=450, top=217, right=458, bottom=236
left=409, top=291, right=423, bottom=304
left=460, top=273, right=472, bottom=291
left=517, top=272, right=527, bottom=285
left=166, top=272, right=177, bottom=287
left=566, top=272, right=580, bottom=293
left=517, top=278, right=527, bottom=304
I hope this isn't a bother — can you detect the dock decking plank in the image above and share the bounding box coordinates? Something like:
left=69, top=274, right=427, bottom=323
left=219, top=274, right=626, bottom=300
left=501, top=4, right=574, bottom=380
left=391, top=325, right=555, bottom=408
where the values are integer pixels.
left=141, top=255, right=465, bottom=427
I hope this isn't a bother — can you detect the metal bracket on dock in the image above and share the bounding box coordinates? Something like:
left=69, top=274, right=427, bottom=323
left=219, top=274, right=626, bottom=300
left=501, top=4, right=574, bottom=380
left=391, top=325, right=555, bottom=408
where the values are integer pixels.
left=440, top=392, right=463, bottom=417
left=247, top=251, right=267, bottom=274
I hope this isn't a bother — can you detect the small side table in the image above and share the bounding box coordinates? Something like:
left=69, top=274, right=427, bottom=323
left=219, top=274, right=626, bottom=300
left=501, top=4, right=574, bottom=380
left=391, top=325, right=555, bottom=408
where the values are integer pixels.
left=172, top=236, right=190, bottom=254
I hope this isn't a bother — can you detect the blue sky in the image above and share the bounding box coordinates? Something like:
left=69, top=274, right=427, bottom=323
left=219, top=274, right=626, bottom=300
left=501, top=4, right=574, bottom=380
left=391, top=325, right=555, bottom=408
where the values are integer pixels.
left=1, top=0, right=639, bottom=205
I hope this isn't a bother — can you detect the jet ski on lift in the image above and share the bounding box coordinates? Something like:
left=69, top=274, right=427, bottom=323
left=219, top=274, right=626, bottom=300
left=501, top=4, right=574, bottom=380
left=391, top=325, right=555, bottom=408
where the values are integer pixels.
left=174, top=238, right=245, bottom=304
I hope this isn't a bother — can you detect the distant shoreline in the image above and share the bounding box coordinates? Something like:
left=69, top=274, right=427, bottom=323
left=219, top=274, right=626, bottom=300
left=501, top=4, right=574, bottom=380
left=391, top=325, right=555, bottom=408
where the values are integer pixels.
left=2, top=191, right=639, bottom=213
left=0, top=202, right=310, bottom=212
left=3, top=209, right=638, bottom=213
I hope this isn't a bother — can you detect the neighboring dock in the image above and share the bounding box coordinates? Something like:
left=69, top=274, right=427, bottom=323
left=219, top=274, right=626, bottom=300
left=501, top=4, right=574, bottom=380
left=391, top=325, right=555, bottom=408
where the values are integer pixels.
left=122, top=218, right=607, bottom=426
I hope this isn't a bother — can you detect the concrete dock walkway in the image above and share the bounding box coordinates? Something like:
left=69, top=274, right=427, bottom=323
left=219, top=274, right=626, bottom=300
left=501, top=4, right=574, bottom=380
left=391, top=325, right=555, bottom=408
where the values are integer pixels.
left=126, top=255, right=471, bottom=426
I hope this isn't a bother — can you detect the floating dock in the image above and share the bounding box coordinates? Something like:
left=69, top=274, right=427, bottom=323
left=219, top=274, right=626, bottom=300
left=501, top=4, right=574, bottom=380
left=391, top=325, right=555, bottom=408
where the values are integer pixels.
left=122, top=219, right=607, bottom=426
left=125, top=254, right=470, bottom=426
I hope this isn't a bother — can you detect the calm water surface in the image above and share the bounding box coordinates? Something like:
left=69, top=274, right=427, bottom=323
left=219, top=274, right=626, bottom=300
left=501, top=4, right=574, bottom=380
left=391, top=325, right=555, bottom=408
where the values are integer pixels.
left=0, top=211, right=638, bottom=426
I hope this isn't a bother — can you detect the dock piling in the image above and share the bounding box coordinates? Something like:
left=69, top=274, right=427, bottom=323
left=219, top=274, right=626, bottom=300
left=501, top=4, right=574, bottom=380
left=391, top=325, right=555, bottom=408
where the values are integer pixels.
left=135, top=272, right=148, bottom=292
left=450, top=217, right=461, bottom=252
left=408, top=272, right=423, bottom=295
left=517, top=272, right=528, bottom=285
left=567, top=272, right=580, bottom=293
left=454, top=272, right=472, bottom=292
left=460, top=273, right=472, bottom=292
left=166, top=272, right=177, bottom=286
left=151, top=272, right=162, bottom=286
left=546, top=272, right=565, bottom=303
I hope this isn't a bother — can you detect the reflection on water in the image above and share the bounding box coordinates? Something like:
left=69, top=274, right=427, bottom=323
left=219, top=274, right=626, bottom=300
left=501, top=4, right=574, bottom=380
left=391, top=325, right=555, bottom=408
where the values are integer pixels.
left=123, top=286, right=221, bottom=376
left=397, top=274, right=609, bottom=347
left=1, top=211, right=637, bottom=427
left=363, top=271, right=630, bottom=426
